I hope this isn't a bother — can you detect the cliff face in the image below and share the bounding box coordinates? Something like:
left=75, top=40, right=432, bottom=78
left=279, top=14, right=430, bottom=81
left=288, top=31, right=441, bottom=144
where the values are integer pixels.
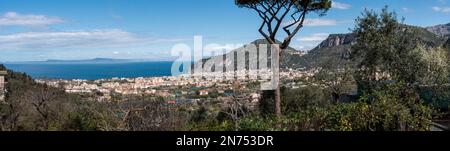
left=296, top=34, right=355, bottom=69
left=313, top=34, right=355, bottom=50
left=426, top=23, right=450, bottom=37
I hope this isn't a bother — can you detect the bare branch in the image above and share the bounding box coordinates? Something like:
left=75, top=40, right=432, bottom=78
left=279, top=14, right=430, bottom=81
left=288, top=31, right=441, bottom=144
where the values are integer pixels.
left=271, top=1, right=294, bottom=40
left=282, top=8, right=308, bottom=48
left=253, top=6, right=276, bottom=44
left=259, top=21, right=276, bottom=44
left=258, top=1, right=277, bottom=36
left=291, top=10, right=300, bottom=22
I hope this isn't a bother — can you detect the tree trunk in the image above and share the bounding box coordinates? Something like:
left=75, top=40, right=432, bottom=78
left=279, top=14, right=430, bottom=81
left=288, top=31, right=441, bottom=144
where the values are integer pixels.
left=332, top=92, right=340, bottom=104
left=273, top=45, right=282, bottom=117
left=275, top=86, right=281, bottom=117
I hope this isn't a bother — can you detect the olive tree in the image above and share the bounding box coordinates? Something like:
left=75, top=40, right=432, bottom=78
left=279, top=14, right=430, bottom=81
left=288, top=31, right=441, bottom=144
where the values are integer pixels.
left=315, top=59, right=355, bottom=104
left=352, top=7, right=448, bottom=93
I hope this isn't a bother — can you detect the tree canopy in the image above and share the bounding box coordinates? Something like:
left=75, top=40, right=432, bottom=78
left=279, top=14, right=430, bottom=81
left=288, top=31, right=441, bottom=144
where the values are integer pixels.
left=235, top=0, right=331, bottom=49
left=351, top=6, right=449, bottom=95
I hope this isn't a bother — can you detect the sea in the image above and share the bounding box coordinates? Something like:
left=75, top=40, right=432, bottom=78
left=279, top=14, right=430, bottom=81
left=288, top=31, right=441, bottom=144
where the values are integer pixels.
left=3, top=62, right=175, bottom=80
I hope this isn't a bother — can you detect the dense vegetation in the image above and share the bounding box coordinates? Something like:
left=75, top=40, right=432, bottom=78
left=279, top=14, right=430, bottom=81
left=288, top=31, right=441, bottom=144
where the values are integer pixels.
left=1, top=7, right=449, bottom=131
left=0, top=65, right=121, bottom=131
left=186, top=7, right=450, bottom=131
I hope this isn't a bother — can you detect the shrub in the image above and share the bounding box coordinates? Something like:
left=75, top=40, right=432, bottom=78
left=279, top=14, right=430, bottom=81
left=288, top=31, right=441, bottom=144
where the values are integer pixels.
left=237, top=84, right=434, bottom=131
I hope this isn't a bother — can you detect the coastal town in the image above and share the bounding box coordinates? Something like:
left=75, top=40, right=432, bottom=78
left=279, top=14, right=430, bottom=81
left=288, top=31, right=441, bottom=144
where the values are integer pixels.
left=36, top=69, right=318, bottom=107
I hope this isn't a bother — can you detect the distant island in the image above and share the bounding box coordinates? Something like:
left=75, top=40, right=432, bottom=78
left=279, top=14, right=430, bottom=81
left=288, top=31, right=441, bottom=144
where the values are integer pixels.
left=5, top=58, right=159, bottom=64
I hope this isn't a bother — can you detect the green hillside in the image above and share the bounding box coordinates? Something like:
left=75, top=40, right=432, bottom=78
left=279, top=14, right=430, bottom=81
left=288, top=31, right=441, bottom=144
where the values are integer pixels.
left=294, top=24, right=448, bottom=69
left=0, top=65, right=118, bottom=131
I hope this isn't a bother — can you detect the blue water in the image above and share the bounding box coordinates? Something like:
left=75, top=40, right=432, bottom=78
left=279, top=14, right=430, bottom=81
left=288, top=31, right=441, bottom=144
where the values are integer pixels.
left=4, top=62, right=174, bottom=80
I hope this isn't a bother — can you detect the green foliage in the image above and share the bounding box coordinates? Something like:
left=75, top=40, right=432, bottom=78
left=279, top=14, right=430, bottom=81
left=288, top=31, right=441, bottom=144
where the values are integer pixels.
left=416, top=46, right=449, bottom=84
left=345, top=7, right=448, bottom=131
left=239, top=83, right=434, bottom=131
left=446, top=39, right=450, bottom=50
left=356, top=84, right=434, bottom=131
left=191, top=106, right=210, bottom=122
left=314, top=60, right=357, bottom=103
left=59, top=101, right=120, bottom=131
left=281, top=86, right=330, bottom=113
left=184, top=119, right=234, bottom=131
left=235, top=0, right=332, bottom=16
left=0, top=68, right=120, bottom=131
left=352, top=7, right=448, bottom=91
left=258, top=90, right=276, bottom=115
left=352, top=6, right=410, bottom=89
left=418, top=85, right=450, bottom=110
left=238, top=116, right=274, bottom=131
left=1, top=5, right=448, bottom=131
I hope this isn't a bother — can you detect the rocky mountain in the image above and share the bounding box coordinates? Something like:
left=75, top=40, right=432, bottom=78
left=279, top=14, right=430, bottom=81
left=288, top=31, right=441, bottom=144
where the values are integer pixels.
left=198, top=23, right=450, bottom=71
left=194, top=39, right=301, bottom=72
left=314, top=34, right=355, bottom=49
left=295, top=24, right=448, bottom=69
left=427, top=23, right=450, bottom=37
left=408, top=25, right=447, bottom=47
left=291, top=34, right=354, bottom=69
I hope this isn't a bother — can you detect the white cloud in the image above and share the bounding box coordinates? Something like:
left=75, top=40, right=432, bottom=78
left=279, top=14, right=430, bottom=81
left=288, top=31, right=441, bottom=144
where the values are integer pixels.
left=304, top=19, right=338, bottom=26
left=332, top=1, right=352, bottom=10
left=291, top=43, right=318, bottom=51
left=292, top=45, right=305, bottom=50
left=432, top=6, right=450, bottom=13
left=204, top=43, right=244, bottom=55
left=401, top=7, right=413, bottom=13
left=284, top=18, right=339, bottom=27
left=294, top=33, right=330, bottom=51
left=438, top=0, right=447, bottom=4
left=298, top=33, right=329, bottom=42
left=0, top=29, right=184, bottom=50
left=111, top=14, right=122, bottom=19
left=0, top=12, right=64, bottom=26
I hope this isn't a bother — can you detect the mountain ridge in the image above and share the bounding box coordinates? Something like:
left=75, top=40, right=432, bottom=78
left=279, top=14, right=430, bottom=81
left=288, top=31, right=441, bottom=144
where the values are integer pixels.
left=198, top=22, right=450, bottom=70
left=4, top=58, right=163, bottom=64
left=426, top=23, right=450, bottom=37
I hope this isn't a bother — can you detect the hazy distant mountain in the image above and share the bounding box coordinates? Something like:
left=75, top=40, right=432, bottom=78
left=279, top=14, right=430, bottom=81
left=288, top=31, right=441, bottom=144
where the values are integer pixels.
left=46, top=58, right=131, bottom=62
left=12, top=58, right=151, bottom=64
left=426, top=23, right=450, bottom=37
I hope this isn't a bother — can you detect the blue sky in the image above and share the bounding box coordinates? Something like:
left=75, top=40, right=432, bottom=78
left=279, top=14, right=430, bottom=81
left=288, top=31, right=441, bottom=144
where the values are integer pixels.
left=0, top=0, right=449, bottom=62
